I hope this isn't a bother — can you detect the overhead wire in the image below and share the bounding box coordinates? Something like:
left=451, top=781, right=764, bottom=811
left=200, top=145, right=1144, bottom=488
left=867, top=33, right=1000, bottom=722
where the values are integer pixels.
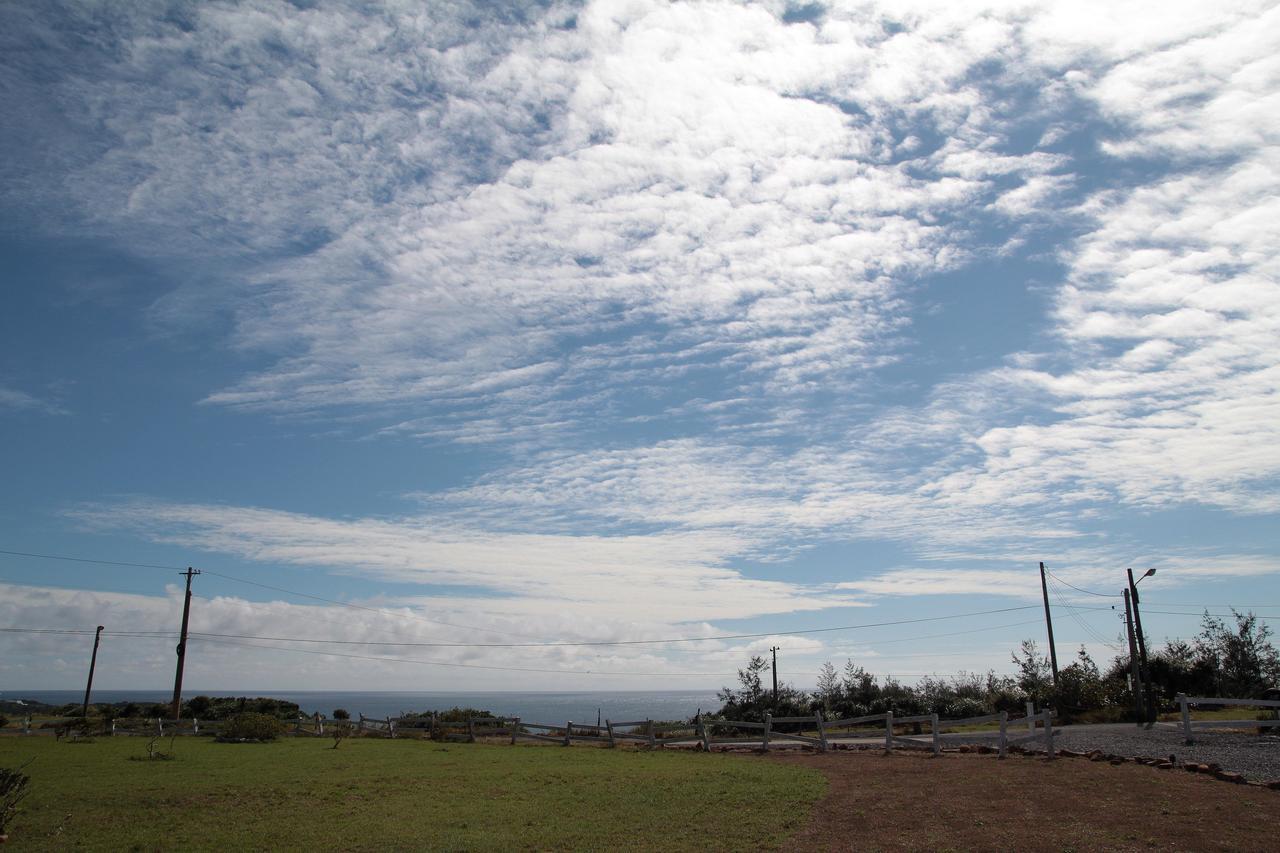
left=1046, top=574, right=1123, bottom=651
left=188, top=635, right=725, bottom=677
left=1043, top=566, right=1120, bottom=598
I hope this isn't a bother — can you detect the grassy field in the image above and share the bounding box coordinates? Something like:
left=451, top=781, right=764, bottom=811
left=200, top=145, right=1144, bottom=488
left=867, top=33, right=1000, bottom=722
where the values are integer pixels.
left=0, top=736, right=824, bottom=851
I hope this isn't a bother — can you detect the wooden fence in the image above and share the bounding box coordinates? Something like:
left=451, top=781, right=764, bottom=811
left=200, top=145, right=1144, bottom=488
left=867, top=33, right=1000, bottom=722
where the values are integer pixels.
left=14, top=708, right=1059, bottom=759
left=1177, top=694, right=1280, bottom=744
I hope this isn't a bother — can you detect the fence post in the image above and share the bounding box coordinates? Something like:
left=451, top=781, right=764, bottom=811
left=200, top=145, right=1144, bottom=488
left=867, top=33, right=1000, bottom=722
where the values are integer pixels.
left=1179, top=694, right=1192, bottom=744
left=1042, top=710, right=1054, bottom=759
left=930, top=713, right=940, bottom=756
left=431, top=712, right=437, bottom=740
left=762, top=713, right=771, bottom=753
left=699, top=717, right=711, bottom=752
left=193, top=717, right=199, bottom=735
left=884, top=711, right=893, bottom=751
left=510, top=717, right=520, bottom=745
left=23, top=716, right=31, bottom=735
left=815, top=710, right=828, bottom=753
left=110, top=720, right=116, bottom=737
left=564, top=721, right=572, bottom=746
left=998, top=711, right=1007, bottom=759
left=157, top=718, right=163, bottom=736
left=605, top=719, right=615, bottom=748
left=468, top=718, right=476, bottom=743
left=388, top=716, right=396, bottom=739
left=647, top=720, right=656, bottom=748
left=1025, top=701, right=1035, bottom=736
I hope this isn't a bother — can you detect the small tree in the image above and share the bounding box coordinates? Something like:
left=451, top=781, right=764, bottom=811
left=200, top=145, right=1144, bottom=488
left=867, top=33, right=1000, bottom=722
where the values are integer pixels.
left=1011, top=640, right=1052, bottom=705
left=1, top=762, right=33, bottom=836
left=1194, top=610, right=1280, bottom=697
left=332, top=708, right=350, bottom=721
left=815, top=662, right=840, bottom=714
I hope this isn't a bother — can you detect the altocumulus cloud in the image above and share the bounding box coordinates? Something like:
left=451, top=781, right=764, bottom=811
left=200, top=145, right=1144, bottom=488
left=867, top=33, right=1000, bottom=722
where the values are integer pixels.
left=3, top=0, right=1279, bottom=658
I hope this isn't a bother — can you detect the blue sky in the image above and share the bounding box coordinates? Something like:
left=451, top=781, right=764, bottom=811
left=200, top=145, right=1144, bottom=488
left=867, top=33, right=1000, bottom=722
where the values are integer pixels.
left=2, top=0, right=1278, bottom=692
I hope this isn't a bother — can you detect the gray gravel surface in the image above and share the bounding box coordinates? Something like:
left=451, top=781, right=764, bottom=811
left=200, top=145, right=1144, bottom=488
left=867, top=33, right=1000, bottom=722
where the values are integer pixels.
left=952, top=725, right=1280, bottom=782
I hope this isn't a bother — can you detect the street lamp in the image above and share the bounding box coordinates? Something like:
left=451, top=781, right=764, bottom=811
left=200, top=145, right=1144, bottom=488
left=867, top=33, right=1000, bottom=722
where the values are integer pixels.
left=1128, top=568, right=1157, bottom=723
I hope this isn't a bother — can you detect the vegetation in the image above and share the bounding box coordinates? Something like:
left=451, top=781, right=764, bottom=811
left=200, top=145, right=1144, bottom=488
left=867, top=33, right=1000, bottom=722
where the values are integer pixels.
left=218, top=712, right=284, bottom=742
left=0, top=762, right=32, bottom=836
left=716, top=610, right=1278, bottom=724
left=0, top=736, right=823, bottom=850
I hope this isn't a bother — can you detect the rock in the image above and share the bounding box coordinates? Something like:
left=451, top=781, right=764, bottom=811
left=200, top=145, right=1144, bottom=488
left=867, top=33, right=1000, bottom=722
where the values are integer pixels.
left=976, top=745, right=996, bottom=754
left=1089, top=753, right=1108, bottom=762
left=1195, top=764, right=1212, bottom=773
left=1214, top=771, right=1245, bottom=784
left=1110, top=757, right=1126, bottom=765
left=1156, top=761, right=1174, bottom=770
left=1058, top=749, right=1086, bottom=758
left=1184, top=764, right=1200, bottom=773
left=1265, top=780, right=1280, bottom=790
left=958, top=744, right=972, bottom=753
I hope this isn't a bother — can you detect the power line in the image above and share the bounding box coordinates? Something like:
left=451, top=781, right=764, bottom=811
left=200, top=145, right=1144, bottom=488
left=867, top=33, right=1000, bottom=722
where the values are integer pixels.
left=176, top=605, right=1063, bottom=649
left=0, top=548, right=179, bottom=572
left=1046, top=575, right=1122, bottom=651
left=188, top=635, right=724, bottom=677
left=1043, top=566, right=1120, bottom=598
left=0, top=548, right=1090, bottom=646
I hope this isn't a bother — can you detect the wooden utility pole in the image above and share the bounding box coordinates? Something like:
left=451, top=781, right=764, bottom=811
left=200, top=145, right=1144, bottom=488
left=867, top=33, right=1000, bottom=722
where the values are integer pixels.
left=82, top=624, right=105, bottom=718
left=171, top=567, right=200, bottom=719
left=1038, top=562, right=1059, bottom=685
left=1127, top=568, right=1155, bottom=723
left=1123, top=589, right=1144, bottom=722
left=770, top=646, right=780, bottom=705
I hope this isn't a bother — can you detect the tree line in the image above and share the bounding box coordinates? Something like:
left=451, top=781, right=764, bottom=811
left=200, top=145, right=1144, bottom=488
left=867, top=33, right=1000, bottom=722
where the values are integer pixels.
left=715, top=610, right=1279, bottom=723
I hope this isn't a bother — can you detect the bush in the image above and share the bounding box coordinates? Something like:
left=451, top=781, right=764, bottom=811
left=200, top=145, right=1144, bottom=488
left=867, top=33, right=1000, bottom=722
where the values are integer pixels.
left=218, top=712, right=283, bottom=742
left=945, top=697, right=989, bottom=720
left=1, top=762, right=32, bottom=835
left=332, top=708, right=350, bottom=721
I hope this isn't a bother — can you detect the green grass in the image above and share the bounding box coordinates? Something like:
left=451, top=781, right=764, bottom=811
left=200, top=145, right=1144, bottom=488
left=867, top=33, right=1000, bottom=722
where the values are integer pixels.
left=0, top=736, right=824, bottom=851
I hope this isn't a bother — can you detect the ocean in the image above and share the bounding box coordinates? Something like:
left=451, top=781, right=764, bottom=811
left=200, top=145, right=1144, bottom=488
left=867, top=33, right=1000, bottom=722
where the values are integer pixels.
left=2, top=689, right=724, bottom=724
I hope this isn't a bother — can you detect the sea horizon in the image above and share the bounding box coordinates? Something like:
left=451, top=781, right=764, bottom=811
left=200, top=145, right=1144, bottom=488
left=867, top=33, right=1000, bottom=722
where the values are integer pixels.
left=2, top=688, right=726, bottom=723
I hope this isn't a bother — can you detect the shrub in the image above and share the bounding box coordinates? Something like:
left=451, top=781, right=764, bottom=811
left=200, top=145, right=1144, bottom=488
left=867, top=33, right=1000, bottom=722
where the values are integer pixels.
left=218, top=712, right=283, bottom=742
left=1, top=762, right=32, bottom=835
left=332, top=708, right=350, bottom=721
left=945, top=697, right=989, bottom=720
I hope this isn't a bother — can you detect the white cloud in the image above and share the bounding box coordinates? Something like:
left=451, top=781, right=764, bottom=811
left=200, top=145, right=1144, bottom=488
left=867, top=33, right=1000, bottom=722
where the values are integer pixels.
left=69, top=500, right=863, bottom=624
left=0, top=385, right=66, bottom=415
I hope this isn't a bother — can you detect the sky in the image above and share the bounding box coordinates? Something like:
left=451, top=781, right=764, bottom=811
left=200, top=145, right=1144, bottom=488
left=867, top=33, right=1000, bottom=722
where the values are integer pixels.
left=1, top=0, right=1278, bottom=695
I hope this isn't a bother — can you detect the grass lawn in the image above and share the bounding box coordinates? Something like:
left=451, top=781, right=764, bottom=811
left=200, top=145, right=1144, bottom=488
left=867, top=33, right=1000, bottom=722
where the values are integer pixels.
left=0, top=736, right=824, bottom=851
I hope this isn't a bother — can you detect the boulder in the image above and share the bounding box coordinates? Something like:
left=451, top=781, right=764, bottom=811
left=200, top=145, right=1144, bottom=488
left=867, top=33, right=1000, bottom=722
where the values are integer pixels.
left=1213, top=771, right=1245, bottom=784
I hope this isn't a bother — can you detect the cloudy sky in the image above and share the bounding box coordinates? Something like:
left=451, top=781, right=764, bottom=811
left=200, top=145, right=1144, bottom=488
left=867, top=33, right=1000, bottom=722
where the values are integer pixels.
left=2, top=0, right=1277, bottom=694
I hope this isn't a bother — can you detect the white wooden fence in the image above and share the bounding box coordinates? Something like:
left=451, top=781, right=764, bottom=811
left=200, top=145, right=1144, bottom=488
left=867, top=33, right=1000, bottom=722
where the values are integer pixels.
left=1176, top=694, right=1280, bottom=744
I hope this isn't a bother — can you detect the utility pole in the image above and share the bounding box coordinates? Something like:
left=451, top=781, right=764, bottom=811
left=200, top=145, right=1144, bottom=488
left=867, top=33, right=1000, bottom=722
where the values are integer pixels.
left=1038, top=562, right=1059, bottom=686
left=1127, top=568, right=1156, bottom=723
left=171, top=567, right=200, bottom=719
left=1122, top=589, right=1144, bottom=722
left=769, top=646, right=779, bottom=706
left=82, top=625, right=105, bottom=719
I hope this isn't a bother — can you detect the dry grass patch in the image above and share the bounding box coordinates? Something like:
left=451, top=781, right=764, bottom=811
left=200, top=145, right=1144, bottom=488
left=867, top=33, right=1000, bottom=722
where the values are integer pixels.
left=774, top=750, right=1279, bottom=852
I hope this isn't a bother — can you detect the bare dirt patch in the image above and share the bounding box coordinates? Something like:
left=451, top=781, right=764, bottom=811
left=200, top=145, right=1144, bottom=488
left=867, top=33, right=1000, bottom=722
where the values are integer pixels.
left=772, top=750, right=1280, bottom=852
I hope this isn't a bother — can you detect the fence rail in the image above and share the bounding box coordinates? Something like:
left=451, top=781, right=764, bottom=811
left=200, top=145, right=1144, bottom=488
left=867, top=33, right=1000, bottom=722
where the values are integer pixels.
left=1177, top=694, right=1280, bottom=744
left=10, top=707, right=1064, bottom=760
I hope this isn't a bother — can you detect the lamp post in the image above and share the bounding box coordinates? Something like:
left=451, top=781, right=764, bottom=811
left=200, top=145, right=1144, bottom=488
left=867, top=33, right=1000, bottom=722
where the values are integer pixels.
left=1128, top=568, right=1157, bottom=724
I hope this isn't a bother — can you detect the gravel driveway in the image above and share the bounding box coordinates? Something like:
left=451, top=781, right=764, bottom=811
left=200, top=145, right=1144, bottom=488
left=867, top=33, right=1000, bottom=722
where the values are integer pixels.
left=944, top=723, right=1280, bottom=782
